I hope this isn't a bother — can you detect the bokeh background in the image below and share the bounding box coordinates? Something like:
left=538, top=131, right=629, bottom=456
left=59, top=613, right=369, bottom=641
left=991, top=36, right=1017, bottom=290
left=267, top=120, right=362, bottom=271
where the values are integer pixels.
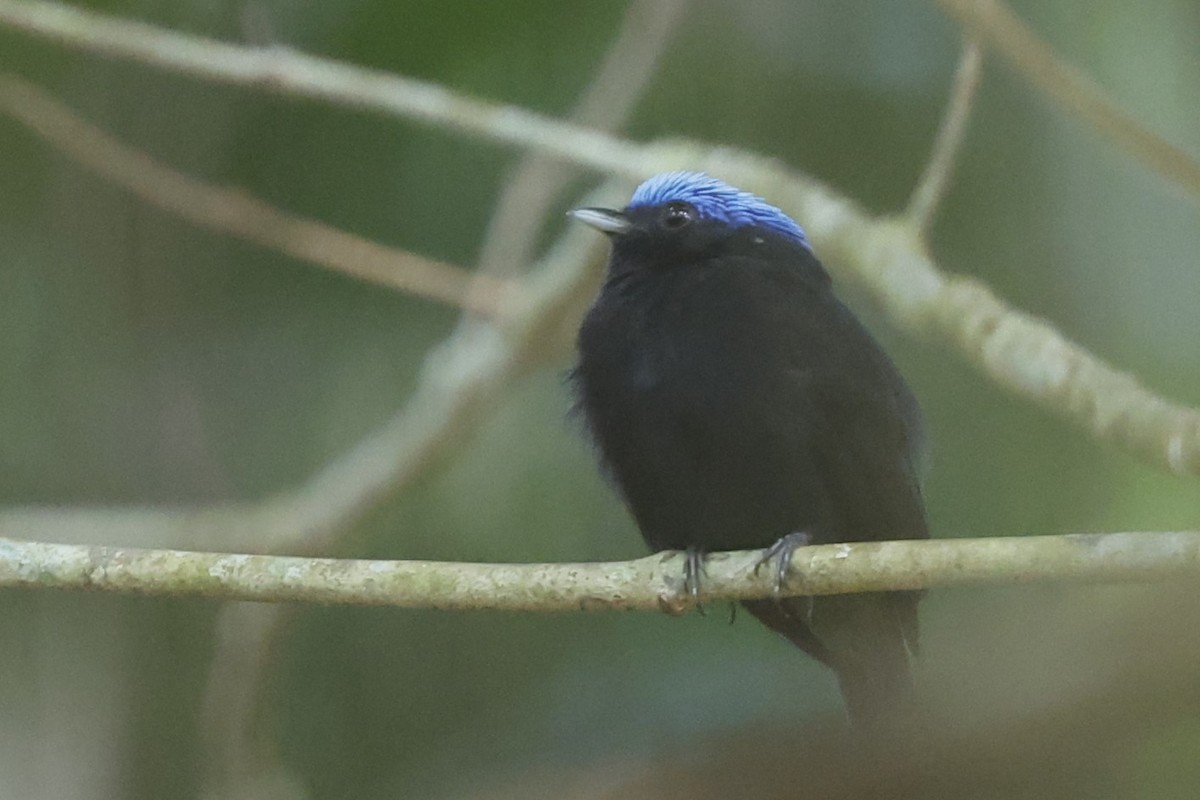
left=2, top=1, right=1199, bottom=798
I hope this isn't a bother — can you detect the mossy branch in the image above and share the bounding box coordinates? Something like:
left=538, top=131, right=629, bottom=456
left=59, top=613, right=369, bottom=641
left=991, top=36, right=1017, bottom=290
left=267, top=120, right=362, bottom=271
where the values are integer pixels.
left=3, top=532, right=1198, bottom=610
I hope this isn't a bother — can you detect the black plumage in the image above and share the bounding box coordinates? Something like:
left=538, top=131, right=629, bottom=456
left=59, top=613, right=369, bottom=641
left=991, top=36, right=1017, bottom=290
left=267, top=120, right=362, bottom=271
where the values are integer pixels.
left=570, top=172, right=929, bottom=726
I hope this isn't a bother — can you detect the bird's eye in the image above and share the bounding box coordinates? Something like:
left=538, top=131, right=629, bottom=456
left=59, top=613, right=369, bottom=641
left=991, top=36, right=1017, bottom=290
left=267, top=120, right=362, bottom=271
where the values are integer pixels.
left=661, top=202, right=695, bottom=230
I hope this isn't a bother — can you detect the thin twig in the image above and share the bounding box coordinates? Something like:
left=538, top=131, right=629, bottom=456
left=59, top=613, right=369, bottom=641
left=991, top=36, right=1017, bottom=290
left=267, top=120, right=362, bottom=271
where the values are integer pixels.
left=935, top=0, right=1200, bottom=202
left=0, top=72, right=510, bottom=316
left=474, top=0, right=686, bottom=281
left=2, top=532, right=1199, bottom=608
left=199, top=604, right=295, bottom=798
left=907, top=36, right=983, bottom=231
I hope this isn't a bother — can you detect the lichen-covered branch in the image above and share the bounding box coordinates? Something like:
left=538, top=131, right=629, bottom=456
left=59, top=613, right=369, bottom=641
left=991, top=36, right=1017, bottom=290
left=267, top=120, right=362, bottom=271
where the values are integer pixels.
left=2, top=532, right=1197, bottom=610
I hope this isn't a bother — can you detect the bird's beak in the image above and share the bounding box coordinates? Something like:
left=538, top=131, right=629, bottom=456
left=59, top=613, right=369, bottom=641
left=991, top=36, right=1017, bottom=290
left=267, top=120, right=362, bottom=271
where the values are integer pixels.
left=568, top=207, right=633, bottom=236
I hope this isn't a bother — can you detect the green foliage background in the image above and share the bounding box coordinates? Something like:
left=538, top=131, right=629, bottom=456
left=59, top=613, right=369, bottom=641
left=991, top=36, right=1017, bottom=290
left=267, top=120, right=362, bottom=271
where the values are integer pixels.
left=1, top=1, right=1198, bottom=798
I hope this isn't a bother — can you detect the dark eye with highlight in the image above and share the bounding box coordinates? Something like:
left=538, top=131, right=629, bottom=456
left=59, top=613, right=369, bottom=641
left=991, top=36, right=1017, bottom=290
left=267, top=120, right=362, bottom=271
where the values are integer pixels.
left=660, top=202, right=695, bottom=230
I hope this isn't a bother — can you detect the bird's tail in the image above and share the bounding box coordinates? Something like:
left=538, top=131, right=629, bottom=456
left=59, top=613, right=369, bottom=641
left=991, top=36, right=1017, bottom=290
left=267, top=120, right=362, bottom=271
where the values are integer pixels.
left=820, top=591, right=918, bottom=729
left=745, top=591, right=918, bottom=729
left=831, top=645, right=915, bottom=729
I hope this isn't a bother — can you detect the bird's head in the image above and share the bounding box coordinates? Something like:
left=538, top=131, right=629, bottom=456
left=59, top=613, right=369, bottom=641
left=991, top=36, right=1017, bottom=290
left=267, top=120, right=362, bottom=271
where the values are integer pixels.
left=569, top=172, right=811, bottom=265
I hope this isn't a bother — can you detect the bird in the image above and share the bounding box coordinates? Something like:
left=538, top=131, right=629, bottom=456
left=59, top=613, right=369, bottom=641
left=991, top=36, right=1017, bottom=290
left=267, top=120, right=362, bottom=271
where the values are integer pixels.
left=569, top=171, right=929, bottom=727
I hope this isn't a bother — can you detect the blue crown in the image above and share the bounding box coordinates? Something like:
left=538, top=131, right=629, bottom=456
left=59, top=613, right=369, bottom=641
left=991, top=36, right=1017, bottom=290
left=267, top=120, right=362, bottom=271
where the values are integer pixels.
left=628, top=171, right=810, bottom=250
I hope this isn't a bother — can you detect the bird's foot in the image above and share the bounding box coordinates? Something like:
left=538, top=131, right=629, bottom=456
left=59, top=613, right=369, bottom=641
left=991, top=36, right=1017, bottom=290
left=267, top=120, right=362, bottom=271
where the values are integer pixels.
left=684, top=546, right=707, bottom=615
left=753, top=531, right=813, bottom=599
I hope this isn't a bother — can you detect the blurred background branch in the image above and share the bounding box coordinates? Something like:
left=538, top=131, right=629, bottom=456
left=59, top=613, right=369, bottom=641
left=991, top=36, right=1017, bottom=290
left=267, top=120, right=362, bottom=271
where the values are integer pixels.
left=934, top=0, right=1200, bottom=202
left=906, top=35, right=982, bottom=232
left=0, top=1, right=1197, bottom=799
left=0, top=0, right=649, bottom=174
left=475, top=0, right=687, bottom=282
left=0, top=72, right=510, bottom=316
left=198, top=5, right=691, bottom=794
left=0, top=0, right=1195, bottom=505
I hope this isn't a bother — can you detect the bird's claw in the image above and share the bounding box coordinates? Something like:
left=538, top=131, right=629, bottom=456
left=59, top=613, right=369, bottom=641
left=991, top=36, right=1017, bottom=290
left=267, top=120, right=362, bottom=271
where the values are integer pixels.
left=754, top=531, right=813, bottom=599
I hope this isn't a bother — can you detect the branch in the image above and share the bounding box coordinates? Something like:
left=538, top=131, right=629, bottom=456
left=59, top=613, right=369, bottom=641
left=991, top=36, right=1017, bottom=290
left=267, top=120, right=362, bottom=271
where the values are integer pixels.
left=0, top=71, right=510, bottom=316
left=935, top=0, right=1200, bottom=202
left=3, top=2, right=1196, bottom=475
left=906, top=35, right=983, bottom=231
left=0, top=0, right=649, bottom=178
left=2, top=532, right=1198, bottom=609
